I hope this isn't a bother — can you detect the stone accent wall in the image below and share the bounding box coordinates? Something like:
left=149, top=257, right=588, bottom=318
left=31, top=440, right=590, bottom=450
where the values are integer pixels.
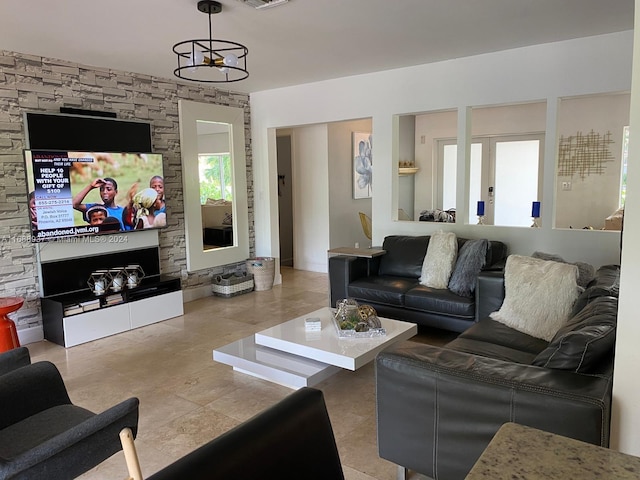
left=0, top=50, right=254, bottom=334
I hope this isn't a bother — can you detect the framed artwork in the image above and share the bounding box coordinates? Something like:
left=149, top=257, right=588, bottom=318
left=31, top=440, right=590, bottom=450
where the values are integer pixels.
left=353, top=132, right=372, bottom=199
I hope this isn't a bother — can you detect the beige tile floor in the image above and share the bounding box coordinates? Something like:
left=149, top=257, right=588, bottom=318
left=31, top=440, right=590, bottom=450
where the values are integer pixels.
left=26, top=267, right=455, bottom=480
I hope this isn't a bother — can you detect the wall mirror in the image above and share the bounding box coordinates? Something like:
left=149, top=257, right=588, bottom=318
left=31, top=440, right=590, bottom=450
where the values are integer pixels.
left=179, top=100, right=249, bottom=272
left=554, top=92, right=630, bottom=231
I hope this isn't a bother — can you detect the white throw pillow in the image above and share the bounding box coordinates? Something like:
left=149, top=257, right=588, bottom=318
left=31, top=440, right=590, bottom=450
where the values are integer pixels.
left=419, top=231, right=458, bottom=289
left=490, top=255, right=580, bottom=341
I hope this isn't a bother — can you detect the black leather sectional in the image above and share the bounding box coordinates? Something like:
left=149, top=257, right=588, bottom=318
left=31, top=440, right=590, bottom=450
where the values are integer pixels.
left=329, top=235, right=507, bottom=332
left=376, top=264, right=620, bottom=480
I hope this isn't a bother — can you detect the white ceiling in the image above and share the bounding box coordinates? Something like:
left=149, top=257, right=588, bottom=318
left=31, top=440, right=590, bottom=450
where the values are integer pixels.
left=0, top=0, right=634, bottom=94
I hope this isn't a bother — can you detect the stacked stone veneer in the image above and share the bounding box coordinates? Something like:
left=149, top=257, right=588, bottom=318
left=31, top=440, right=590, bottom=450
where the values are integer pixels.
left=0, top=50, right=254, bottom=336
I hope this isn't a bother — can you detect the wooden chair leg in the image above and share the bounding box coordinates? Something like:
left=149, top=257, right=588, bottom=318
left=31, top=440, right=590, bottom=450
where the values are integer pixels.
left=120, top=427, right=143, bottom=480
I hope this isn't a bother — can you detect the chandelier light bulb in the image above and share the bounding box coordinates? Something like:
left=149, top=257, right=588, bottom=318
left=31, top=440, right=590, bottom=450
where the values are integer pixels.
left=188, top=50, right=205, bottom=71
left=219, top=66, right=229, bottom=74
left=223, top=54, right=238, bottom=67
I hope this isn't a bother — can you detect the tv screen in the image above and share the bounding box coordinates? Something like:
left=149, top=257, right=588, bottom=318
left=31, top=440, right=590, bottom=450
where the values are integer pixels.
left=24, top=150, right=166, bottom=242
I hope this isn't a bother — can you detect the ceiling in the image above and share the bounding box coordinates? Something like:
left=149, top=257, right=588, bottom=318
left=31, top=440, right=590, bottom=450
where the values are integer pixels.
left=0, top=0, right=634, bottom=94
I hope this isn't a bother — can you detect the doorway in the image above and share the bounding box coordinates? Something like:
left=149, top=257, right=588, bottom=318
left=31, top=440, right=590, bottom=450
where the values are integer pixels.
left=277, top=134, right=294, bottom=267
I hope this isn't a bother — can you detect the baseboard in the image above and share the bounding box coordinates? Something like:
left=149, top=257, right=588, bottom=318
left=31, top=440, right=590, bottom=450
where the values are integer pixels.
left=183, top=284, right=213, bottom=303
left=18, top=325, right=45, bottom=345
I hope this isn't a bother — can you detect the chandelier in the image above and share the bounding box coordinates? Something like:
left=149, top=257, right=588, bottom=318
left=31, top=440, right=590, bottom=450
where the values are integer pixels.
left=173, top=0, right=249, bottom=83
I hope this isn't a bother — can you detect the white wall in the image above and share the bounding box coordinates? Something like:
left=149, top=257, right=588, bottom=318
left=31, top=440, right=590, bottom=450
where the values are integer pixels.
left=612, top=0, right=640, bottom=455
left=555, top=93, right=630, bottom=229
left=251, top=31, right=633, bottom=272
left=328, top=119, right=373, bottom=251
left=398, top=115, right=416, bottom=219
left=290, top=124, right=330, bottom=272
left=198, top=132, right=229, bottom=154
left=414, top=109, right=458, bottom=213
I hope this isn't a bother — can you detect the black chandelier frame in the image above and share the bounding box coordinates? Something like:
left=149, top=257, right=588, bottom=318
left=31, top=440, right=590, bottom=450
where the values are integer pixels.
left=173, top=0, right=249, bottom=83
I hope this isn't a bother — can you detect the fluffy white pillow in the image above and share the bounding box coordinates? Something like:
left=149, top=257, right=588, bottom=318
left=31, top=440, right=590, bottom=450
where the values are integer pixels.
left=419, top=231, right=458, bottom=289
left=490, top=255, right=580, bottom=341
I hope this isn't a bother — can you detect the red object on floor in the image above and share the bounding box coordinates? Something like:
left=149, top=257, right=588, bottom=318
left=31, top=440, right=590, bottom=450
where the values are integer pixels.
left=0, top=297, right=24, bottom=352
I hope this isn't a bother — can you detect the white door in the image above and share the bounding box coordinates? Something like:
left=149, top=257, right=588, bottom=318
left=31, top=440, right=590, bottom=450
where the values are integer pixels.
left=438, top=134, right=543, bottom=225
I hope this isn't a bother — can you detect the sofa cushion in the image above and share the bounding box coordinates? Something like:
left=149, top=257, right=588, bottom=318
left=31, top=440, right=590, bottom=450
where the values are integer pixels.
left=419, top=232, right=458, bottom=289
left=348, top=276, right=418, bottom=307
left=490, top=255, right=580, bottom=341
left=448, top=239, right=488, bottom=297
left=532, top=296, right=618, bottom=373
left=445, top=337, right=540, bottom=364
left=404, top=285, right=475, bottom=318
left=378, top=236, right=429, bottom=278
left=457, top=318, right=549, bottom=355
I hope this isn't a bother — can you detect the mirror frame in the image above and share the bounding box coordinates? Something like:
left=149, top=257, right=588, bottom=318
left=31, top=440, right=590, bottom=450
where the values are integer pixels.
left=179, top=100, right=249, bottom=272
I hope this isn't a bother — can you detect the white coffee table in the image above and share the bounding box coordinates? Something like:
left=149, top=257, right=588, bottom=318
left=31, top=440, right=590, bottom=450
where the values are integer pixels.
left=213, top=307, right=417, bottom=389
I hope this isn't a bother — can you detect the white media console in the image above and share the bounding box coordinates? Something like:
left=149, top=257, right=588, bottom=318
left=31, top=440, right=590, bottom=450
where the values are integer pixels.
left=38, top=235, right=184, bottom=348
left=41, top=276, right=183, bottom=347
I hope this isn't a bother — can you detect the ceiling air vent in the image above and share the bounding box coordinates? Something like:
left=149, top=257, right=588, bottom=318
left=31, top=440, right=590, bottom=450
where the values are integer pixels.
left=237, top=0, right=289, bottom=10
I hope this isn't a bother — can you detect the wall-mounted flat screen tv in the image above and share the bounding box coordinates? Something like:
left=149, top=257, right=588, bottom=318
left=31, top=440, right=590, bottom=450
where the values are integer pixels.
left=24, top=150, right=166, bottom=242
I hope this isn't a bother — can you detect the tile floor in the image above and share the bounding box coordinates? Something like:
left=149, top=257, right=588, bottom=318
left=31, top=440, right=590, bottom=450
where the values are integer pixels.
left=26, top=267, right=455, bottom=479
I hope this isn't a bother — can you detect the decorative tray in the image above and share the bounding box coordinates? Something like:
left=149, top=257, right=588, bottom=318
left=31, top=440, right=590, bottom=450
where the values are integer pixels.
left=330, top=307, right=386, bottom=338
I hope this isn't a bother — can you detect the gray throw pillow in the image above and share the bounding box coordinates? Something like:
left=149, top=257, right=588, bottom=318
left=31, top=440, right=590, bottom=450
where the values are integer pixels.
left=448, top=239, right=488, bottom=297
left=532, top=251, right=595, bottom=288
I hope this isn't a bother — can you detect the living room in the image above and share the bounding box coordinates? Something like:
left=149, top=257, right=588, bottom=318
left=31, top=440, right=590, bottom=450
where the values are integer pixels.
left=1, top=0, right=640, bottom=478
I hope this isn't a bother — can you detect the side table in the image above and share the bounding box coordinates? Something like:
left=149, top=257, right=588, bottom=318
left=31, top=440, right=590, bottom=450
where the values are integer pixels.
left=0, top=297, right=24, bottom=352
left=327, top=247, right=386, bottom=276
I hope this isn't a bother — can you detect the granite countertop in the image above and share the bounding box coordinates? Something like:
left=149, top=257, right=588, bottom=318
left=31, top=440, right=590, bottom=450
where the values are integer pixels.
left=466, top=422, right=640, bottom=479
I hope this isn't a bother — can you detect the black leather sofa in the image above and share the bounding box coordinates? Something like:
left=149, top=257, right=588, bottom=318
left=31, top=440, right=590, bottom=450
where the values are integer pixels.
left=329, top=235, right=507, bottom=332
left=376, top=264, right=620, bottom=480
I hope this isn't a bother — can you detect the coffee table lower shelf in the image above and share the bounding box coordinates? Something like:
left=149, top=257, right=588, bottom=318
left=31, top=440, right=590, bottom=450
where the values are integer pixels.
left=213, top=336, right=341, bottom=389
left=213, top=307, right=417, bottom=390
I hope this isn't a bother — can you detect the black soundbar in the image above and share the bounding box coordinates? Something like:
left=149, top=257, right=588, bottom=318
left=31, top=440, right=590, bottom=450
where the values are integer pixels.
left=59, top=107, right=117, bottom=118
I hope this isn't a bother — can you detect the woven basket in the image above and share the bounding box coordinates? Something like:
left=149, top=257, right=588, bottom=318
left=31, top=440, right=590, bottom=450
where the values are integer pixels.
left=212, top=273, right=254, bottom=298
left=246, top=257, right=275, bottom=291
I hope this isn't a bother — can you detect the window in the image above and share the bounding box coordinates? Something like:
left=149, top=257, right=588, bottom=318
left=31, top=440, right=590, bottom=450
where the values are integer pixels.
left=438, top=134, right=543, bottom=226
left=199, top=153, right=233, bottom=204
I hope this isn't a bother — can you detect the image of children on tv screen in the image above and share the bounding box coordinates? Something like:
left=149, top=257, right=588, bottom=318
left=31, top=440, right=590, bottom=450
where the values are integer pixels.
left=72, top=177, right=127, bottom=230
left=149, top=175, right=166, bottom=214
left=85, top=204, right=108, bottom=226
left=123, top=176, right=166, bottom=230
left=28, top=191, right=38, bottom=230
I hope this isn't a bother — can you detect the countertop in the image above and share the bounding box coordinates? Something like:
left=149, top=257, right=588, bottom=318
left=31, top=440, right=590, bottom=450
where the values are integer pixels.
left=466, top=422, right=640, bottom=479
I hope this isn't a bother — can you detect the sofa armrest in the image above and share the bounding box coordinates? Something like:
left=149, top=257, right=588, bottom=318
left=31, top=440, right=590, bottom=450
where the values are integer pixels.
left=2, top=397, right=139, bottom=479
left=376, top=342, right=612, bottom=480
left=328, top=255, right=369, bottom=308
left=0, top=347, right=31, bottom=376
left=475, top=270, right=505, bottom=321
left=0, top=362, right=72, bottom=429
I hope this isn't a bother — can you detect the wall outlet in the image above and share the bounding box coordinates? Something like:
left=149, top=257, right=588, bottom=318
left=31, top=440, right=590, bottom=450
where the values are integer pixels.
left=420, top=135, right=426, bottom=144
left=562, top=181, right=572, bottom=191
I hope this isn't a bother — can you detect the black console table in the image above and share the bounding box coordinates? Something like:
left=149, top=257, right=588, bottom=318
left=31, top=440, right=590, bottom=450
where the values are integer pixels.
left=204, top=226, right=233, bottom=247
left=39, top=248, right=183, bottom=347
